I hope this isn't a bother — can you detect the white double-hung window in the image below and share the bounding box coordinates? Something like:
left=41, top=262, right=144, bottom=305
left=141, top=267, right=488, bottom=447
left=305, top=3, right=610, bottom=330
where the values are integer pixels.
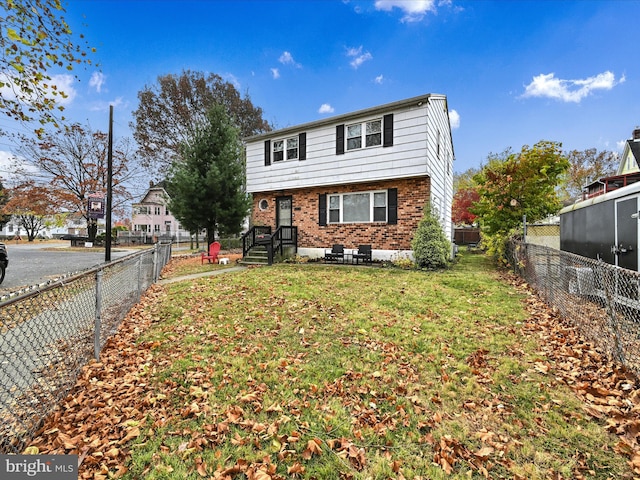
left=328, top=190, right=387, bottom=223
left=346, top=119, right=382, bottom=151
left=272, top=136, right=299, bottom=162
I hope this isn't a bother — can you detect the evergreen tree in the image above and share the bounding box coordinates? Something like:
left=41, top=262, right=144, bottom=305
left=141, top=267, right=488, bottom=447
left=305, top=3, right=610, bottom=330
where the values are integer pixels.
left=166, top=105, right=250, bottom=245
left=411, top=203, right=451, bottom=269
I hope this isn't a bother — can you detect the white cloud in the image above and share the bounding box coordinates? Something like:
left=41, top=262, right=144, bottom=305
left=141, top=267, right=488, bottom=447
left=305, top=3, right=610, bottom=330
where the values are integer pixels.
left=346, top=46, right=373, bottom=69
left=449, top=109, right=460, bottom=129
left=318, top=103, right=334, bottom=114
left=279, top=51, right=294, bottom=64
left=521, top=71, right=623, bottom=103
left=279, top=51, right=301, bottom=68
left=89, top=72, right=106, bottom=93
left=47, top=74, right=76, bottom=105
left=0, top=73, right=76, bottom=106
left=89, top=96, right=126, bottom=112
left=374, top=74, right=384, bottom=84
left=0, top=150, right=38, bottom=185
left=224, top=73, right=241, bottom=90
left=374, top=0, right=436, bottom=22
left=270, top=68, right=280, bottom=79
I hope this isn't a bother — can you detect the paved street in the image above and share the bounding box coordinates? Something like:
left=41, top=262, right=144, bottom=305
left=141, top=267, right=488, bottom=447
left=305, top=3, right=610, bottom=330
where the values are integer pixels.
left=0, top=240, right=141, bottom=294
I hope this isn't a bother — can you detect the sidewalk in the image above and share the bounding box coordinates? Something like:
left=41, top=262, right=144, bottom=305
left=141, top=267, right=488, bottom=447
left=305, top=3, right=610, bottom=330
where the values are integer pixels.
left=157, top=265, right=246, bottom=285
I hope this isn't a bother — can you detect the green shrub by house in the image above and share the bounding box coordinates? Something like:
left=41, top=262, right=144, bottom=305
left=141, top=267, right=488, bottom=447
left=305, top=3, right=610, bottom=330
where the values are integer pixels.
left=411, top=204, right=451, bottom=269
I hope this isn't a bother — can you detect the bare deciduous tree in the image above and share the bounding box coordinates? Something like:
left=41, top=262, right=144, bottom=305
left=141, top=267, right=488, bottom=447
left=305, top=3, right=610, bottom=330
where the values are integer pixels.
left=131, top=70, right=271, bottom=175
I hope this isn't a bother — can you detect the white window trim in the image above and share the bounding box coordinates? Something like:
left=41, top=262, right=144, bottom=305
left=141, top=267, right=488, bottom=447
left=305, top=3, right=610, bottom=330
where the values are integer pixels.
left=345, top=118, right=383, bottom=152
left=272, top=135, right=299, bottom=162
left=328, top=189, right=388, bottom=224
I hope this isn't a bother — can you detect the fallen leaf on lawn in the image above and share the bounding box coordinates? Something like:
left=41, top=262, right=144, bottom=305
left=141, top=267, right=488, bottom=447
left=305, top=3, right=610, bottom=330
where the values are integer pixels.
left=118, top=427, right=140, bottom=445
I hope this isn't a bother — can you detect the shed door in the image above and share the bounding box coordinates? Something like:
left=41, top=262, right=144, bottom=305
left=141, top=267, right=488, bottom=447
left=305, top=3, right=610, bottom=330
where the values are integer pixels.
left=615, top=196, right=639, bottom=271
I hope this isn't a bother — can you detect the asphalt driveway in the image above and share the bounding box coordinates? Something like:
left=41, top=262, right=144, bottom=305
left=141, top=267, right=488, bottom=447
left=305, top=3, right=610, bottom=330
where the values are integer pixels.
left=0, top=241, right=141, bottom=293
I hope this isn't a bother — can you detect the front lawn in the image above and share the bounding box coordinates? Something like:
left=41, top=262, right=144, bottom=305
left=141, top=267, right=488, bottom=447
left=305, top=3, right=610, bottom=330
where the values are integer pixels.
left=29, top=253, right=635, bottom=479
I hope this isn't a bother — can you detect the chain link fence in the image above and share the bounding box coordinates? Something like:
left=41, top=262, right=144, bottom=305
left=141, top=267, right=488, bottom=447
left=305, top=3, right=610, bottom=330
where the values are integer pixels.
left=524, top=223, right=560, bottom=249
left=0, top=243, right=172, bottom=454
left=508, top=240, right=640, bottom=375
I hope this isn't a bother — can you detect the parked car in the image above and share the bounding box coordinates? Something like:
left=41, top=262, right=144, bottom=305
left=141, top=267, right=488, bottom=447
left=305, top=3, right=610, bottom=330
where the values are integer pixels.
left=0, top=242, right=8, bottom=284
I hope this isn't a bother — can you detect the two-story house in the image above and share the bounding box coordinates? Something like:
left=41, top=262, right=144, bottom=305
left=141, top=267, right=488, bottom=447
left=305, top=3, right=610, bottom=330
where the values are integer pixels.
left=244, top=94, right=455, bottom=261
left=582, top=127, right=640, bottom=200
left=130, top=183, right=191, bottom=243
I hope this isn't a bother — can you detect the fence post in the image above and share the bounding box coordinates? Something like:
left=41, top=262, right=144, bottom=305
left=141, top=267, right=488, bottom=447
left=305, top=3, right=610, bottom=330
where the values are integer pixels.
left=94, top=269, right=103, bottom=360
left=137, top=256, right=143, bottom=300
left=600, top=262, right=625, bottom=365
left=153, top=243, right=159, bottom=282
left=546, top=250, right=552, bottom=302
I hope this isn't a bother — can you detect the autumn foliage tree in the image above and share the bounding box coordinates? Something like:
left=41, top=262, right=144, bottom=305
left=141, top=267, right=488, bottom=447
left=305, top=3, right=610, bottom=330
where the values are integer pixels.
left=1, top=181, right=55, bottom=241
left=452, top=187, right=479, bottom=225
left=132, top=70, right=271, bottom=175
left=0, top=0, right=94, bottom=128
left=452, top=167, right=480, bottom=225
left=561, top=148, right=618, bottom=201
left=472, top=141, right=569, bottom=260
left=17, top=123, right=140, bottom=239
left=0, top=179, right=11, bottom=229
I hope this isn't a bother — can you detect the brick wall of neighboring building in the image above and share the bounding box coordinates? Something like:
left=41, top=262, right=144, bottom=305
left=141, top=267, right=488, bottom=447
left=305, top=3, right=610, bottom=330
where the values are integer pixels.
left=251, top=176, right=431, bottom=251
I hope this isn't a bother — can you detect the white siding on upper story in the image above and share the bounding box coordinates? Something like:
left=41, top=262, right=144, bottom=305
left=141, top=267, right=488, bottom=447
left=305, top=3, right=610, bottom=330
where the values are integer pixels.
left=246, top=96, right=454, bottom=193
left=424, top=97, right=454, bottom=238
left=245, top=94, right=455, bottom=239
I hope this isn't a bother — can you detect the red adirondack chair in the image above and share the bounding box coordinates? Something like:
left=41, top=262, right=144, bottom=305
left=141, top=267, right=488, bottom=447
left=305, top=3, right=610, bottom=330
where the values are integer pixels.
left=201, top=241, right=221, bottom=264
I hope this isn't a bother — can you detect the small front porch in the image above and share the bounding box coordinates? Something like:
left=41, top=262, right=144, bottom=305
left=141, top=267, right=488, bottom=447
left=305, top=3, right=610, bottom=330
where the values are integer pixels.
left=240, top=225, right=298, bottom=266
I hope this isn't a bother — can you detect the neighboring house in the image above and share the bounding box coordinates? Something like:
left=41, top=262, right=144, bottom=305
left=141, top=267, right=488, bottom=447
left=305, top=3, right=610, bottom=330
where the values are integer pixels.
left=582, top=127, right=640, bottom=200
left=130, top=183, right=191, bottom=242
left=618, top=127, right=640, bottom=175
left=0, top=213, right=97, bottom=239
left=245, top=94, right=455, bottom=261
left=560, top=127, right=640, bottom=271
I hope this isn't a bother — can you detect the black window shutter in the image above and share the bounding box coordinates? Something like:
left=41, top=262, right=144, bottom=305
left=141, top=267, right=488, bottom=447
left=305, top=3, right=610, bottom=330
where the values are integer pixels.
left=383, top=114, right=394, bottom=147
left=299, top=132, right=306, bottom=160
left=318, top=194, right=327, bottom=226
left=264, top=140, right=271, bottom=166
left=387, top=188, right=398, bottom=224
left=336, top=124, right=345, bottom=155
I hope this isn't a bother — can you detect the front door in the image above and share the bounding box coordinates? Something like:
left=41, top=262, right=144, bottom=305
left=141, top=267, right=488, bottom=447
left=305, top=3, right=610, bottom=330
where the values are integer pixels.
left=276, top=196, right=293, bottom=240
left=615, top=196, right=639, bottom=271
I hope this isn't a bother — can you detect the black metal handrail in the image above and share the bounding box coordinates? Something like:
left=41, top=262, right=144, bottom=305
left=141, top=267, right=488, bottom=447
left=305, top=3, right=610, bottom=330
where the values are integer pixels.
left=241, top=225, right=298, bottom=265
left=273, top=225, right=298, bottom=257
left=242, top=226, right=272, bottom=257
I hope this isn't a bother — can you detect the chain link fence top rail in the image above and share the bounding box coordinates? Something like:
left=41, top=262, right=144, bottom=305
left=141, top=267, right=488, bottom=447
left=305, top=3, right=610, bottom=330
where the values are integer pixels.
left=508, top=240, right=640, bottom=376
left=0, top=243, right=172, bottom=454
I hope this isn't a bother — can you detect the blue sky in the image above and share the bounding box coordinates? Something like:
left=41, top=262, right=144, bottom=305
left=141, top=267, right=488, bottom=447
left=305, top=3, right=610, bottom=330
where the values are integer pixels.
left=2, top=0, right=639, bottom=195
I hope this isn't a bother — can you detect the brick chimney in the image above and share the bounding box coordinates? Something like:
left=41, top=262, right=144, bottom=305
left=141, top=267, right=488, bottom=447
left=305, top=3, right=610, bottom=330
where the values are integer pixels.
left=633, top=127, right=640, bottom=141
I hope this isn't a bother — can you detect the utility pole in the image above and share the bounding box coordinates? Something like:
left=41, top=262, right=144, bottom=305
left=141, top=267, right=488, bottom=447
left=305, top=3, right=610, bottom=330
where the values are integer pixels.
left=105, top=105, right=113, bottom=262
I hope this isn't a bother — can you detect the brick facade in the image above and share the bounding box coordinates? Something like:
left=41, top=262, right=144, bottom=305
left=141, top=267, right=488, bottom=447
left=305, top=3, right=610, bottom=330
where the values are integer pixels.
left=251, top=176, right=431, bottom=251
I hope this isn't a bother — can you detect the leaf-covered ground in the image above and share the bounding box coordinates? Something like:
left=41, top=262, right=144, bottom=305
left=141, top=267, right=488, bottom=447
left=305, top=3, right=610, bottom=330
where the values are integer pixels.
left=25, top=253, right=640, bottom=479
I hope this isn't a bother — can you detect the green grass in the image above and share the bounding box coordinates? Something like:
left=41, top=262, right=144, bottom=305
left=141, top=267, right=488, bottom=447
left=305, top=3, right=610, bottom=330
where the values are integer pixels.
left=121, top=253, right=631, bottom=479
